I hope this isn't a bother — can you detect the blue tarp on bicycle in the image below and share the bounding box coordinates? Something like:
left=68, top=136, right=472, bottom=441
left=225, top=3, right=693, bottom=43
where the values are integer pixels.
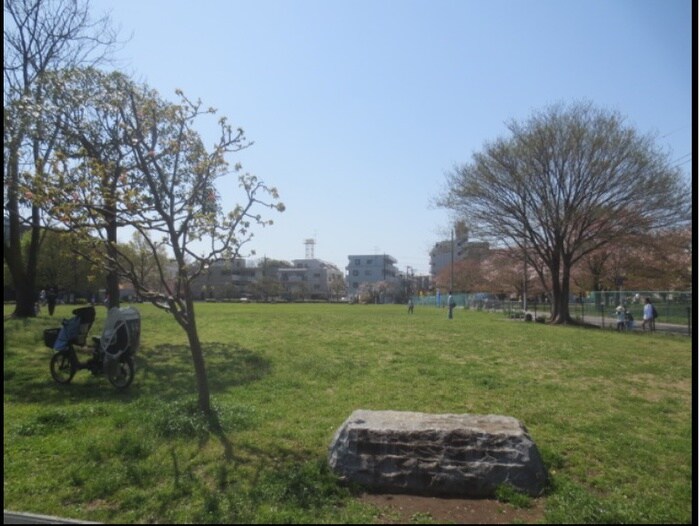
left=47, top=306, right=96, bottom=351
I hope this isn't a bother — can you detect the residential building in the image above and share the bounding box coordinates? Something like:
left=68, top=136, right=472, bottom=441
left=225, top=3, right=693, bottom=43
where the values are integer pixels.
left=279, top=259, right=344, bottom=300
left=430, top=222, right=489, bottom=278
left=191, top=258, right=260, bottom=300
left=190, top=257, right=343, bottom=301
left=346, top=254, right=400, bottom=301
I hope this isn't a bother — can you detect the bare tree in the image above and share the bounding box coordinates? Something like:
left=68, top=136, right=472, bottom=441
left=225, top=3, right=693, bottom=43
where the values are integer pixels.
left=3, top=0, right=120, bottom=316
left=438, top=101, right=691, bottom=324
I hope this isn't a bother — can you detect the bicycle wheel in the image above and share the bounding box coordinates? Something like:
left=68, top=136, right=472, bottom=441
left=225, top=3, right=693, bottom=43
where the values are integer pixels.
left=107, top=355, right=134, bottom=389
left=50, top=351, right=76, bottom=384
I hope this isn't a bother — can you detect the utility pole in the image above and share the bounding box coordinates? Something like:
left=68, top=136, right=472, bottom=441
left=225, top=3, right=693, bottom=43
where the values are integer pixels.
left=450, top=228, right=454, bottom=293
left=522, top=238, right=528, bottom=312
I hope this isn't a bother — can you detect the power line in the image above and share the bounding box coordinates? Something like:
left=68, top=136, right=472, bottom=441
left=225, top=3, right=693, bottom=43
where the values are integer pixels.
left=661, top=126, right=688, bottom=138
left=671, top=153, right=691, bottom=164
left=671, top=153, right=692, bottom=169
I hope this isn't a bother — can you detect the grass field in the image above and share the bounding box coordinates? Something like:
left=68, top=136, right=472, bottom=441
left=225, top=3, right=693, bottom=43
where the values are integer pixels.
left=3, top=302, right=693, bottom=523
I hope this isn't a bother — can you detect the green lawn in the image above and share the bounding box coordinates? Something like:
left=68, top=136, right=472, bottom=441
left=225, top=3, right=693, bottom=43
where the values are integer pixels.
left=4, top=303, right=693, bottom=523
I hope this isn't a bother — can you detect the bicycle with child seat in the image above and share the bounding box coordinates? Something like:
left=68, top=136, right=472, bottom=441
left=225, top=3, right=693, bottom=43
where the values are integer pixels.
left=44, top=305, right=141, bottom=389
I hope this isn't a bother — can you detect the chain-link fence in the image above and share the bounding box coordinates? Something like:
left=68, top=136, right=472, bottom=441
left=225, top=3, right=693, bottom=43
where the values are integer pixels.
left=412, top=291, right=693, bottom=335
left=584, top=290, right=692, bottom=334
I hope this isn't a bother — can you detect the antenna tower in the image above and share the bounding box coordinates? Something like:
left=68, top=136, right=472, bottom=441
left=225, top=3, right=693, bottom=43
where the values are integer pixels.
left=304, top=238, right=316, bottom=259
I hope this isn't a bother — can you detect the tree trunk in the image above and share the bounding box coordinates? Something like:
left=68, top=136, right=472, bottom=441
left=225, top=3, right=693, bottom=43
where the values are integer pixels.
left=13, top=275, right=37, bottom=317
left=551, top=286, right=571, bottom=324
left=183, top=295, right=211, bottom=415
left=4, top=151, right=40, bottom=318
left=6, top=211, right=41, bottom=318
left=551, top=259, right=574, bottom=324
left=187, top=334, right=212, bottom=415
left=548, top=256, right=562, bottom=322
left=105, top=218, right=120, bottom=309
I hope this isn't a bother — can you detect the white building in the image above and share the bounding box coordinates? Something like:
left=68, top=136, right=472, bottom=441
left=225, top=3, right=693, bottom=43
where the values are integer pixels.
left=345, top=254, right=400, bottom=299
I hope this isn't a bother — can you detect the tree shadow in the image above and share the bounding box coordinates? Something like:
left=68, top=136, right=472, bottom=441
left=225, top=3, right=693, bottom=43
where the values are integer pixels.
left=136, top=342, right=272, bottom=398
left=3, top=342, right=271, bottom=405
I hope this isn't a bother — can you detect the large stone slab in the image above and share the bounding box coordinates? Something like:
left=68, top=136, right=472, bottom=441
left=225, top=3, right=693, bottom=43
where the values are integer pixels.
left=328, top=409, right=547, bottom=497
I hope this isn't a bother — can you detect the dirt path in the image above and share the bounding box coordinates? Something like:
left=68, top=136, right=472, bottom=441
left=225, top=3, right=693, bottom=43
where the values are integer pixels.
left=360, top=493, right=546, bottom=524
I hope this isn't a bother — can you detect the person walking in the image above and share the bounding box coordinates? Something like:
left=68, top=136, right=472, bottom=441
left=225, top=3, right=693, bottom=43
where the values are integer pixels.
left=642, top=297, right=655, bottom=332
left=46, top=285, right=58, bottom=316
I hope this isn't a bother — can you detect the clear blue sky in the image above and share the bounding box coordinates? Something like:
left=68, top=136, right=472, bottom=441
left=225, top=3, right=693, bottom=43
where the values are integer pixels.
left=90, top=0, right=693, bottom=275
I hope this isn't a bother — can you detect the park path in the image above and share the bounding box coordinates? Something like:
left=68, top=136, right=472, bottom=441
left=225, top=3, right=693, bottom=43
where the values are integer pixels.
left=4, top=511, right=99, bottom=524
left=576, top=313, right=691, bottom=336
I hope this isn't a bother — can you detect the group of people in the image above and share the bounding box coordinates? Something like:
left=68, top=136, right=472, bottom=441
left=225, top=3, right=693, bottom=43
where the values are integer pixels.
left=407, top=291, right=457, bottom=318
left=408, top=293, right=660, bottom=331
left=36, top=288, right=113, bottom=316
left=616, top=297, right=657, bottom=332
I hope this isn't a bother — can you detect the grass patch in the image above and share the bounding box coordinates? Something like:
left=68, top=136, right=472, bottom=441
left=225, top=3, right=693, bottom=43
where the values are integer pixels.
left=495, top=484, right=533, bottom=509
left=4, top=302, right=693, bottom=523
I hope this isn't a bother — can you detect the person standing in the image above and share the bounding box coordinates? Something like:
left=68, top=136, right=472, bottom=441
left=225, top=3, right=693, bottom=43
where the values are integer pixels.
left=407, top=298, right=414, bottom=314
left=642, top=297, right=655, bottom=332
left=448, top=291, right=455, bottom=319
left=615, top=305, right=626, bottom=331
left=46, top=285, right=58, bottom=316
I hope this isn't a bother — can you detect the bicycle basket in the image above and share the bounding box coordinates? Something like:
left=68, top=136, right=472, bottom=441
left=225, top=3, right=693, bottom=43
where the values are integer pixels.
left=43, top=328, right=61, bottom=349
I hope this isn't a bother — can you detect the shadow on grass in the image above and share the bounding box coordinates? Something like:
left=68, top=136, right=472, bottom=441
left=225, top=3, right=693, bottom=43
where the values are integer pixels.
left=3, top=342, right=271, bottom=405
left=138, top=342, right=272, bottom=397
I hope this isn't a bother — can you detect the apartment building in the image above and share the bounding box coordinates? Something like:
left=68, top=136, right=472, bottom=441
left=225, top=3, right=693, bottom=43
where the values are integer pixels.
left=345, top=254, right=400, bottom=297
left=193, top=258, right=258, bottom=299
left=429, top=221, right=489, bottom=278
left=191, top=257, right=343, bottom=301
left=279, top=259, right=345, bottom=300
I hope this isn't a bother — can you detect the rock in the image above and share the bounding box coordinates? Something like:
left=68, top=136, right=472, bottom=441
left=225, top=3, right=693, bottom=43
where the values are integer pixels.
left=328, top=409, right=548, bottom=497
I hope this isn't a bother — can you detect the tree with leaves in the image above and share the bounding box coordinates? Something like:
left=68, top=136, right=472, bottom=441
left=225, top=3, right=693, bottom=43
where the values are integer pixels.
left=3, top=0, right=120, bottom=317
left=3, top=228, right=107, bottom=301
left=41, top=67, right=142, bottom=309
left=572, top=227, right=692, bottom=293
left=439, top=101, right=691, bottom=323
left=120, top=231, right=173, bottom=298
left=42, top=79, right=283, bottom=414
